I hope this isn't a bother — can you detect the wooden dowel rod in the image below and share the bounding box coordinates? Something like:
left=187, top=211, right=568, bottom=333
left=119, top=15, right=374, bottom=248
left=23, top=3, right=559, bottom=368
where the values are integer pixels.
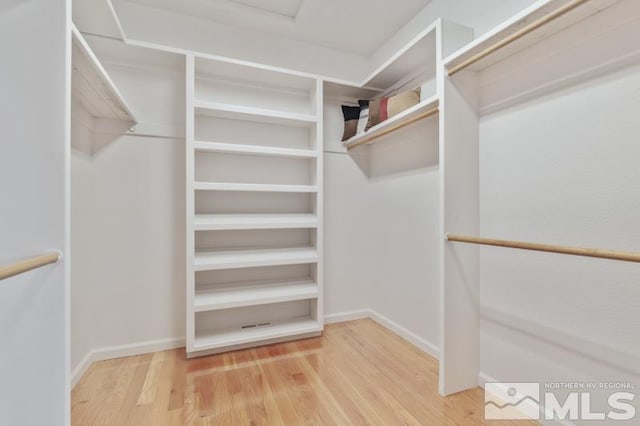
left=446, top=234, right=640, bottom=263
left=447, top=0, right=590, bottom=76
left=0, top=252, right=61, bottom=281
left=347, top=107, right=439, bottom=151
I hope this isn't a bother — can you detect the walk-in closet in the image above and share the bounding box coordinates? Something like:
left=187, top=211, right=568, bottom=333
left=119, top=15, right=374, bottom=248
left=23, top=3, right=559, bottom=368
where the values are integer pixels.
left=2, top=0, right=639, bottom=424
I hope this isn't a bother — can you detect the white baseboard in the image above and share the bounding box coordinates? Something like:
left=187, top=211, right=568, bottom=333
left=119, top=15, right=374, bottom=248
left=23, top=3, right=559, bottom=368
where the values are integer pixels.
left=71, top=336, right=184, bottom=387
left=324, top=309, right=371, bottom=324
left=367, top=310, right=440, bottom=360
left=72, top=311, right=440, bottom=387
left=70, top=351, right=95, bottom=388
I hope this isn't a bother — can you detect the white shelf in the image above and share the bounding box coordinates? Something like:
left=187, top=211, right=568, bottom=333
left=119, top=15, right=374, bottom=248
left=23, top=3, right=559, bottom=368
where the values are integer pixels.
left=194, top=214, right=318, bottom=231
left=363, top=22, right=438, bottom=89
left=194, top=182, right=318, bottom=193
left=343, top=95, right=439, bottom=150
left=194, top=141, right=317, bottom=158
left=193, top=317, right=320, bottom=351
left=444, top=0, right=622, bottom=74
left=194, top=100, right=317, bottom=127
left=194, top=247, right=318, bottom=271
left=71, top=25, right=136, bottom=123
left=195, top=279, right=318, bottom=312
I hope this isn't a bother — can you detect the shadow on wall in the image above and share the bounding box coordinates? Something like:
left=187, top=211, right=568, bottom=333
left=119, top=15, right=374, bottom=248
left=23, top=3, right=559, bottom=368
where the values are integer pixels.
left=481, top=306, right=640, bottom=379
left=352, top=117, right=439, bottom=179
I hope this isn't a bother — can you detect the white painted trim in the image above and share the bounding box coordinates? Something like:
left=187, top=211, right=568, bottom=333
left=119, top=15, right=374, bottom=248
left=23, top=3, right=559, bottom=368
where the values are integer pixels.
left=71, top=311, right=440, bottom=386
left=324, top=309, right=371, bottom=324
left=124, top=37, right=366, bottom=89
left=70, top=351, right=95, bottom=388
left=443, top=0, right=558, bottom=66
left=368, top=310, right=440, bottom=360
left=106, top=0, right=127, bottom=41
left=71, top=337, right=185, bottom=387
left=326, top=309, right=441, bottom=360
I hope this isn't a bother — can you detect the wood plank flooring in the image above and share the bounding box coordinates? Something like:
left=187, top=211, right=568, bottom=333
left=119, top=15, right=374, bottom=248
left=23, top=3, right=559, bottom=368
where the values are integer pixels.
left=72, top=319, right=537, bottom=425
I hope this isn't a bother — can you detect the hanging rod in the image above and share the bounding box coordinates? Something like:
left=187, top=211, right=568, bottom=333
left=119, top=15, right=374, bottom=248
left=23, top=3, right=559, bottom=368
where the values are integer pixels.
left=447, top=0, right=590, bottom=76
left=446, top=234, right=640, bottom=263
left=0, top=251, right=62, bottom=281
left=347, top=107, right=439, bottom=151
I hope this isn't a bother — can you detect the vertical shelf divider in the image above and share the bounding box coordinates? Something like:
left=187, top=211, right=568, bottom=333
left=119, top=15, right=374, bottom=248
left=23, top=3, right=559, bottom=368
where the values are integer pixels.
left=185, top=54, right=196, bottom=352
left=314, top=78, right=325, bottom=328
left=438, top=21, right=479, bottom=396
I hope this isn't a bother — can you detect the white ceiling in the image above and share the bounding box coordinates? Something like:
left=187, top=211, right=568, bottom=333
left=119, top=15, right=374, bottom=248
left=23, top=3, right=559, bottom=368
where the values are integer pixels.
left=120, top=0, right=433, bottom=55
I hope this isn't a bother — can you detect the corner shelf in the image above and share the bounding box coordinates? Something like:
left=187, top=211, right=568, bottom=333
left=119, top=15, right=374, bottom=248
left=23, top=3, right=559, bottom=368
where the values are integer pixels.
left=194, top=279, right=318, bottom=312
left=193, top=247, right=318, bottom=271
left=193, top=214, right=318, bottom=231
left=343, top=95, right=439, bottom=151
left=71, top=25, right=136, bottom=124
left=363, top=21, right=439, bottom=89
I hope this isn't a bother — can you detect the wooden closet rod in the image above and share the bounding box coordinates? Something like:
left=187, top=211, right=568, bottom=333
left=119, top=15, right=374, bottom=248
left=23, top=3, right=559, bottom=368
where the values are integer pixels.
left=447, top=0, right=590, bottom=76
left=347, top=107, right=439, bottom=151
left=0, top=252, right=61, bottom=281
left=446, top=234, right=640, bottom=263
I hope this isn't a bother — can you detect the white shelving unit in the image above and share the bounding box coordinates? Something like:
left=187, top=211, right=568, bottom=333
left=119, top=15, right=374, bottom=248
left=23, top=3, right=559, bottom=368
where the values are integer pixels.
left=186, top=54, right=324, bottom=357
left=323, top=17, right=478, bottom=397
left=439, top=0, right=629, bottom=396
left=330, top=19, right=473, bottom=156
left=71, top=25, right=137, bottom=155
left=343, top=94, right=439, bottom=150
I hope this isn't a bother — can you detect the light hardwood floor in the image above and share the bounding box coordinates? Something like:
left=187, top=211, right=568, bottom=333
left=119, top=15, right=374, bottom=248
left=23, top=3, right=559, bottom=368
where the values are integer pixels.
left=72, top=319, right=536, bottom=425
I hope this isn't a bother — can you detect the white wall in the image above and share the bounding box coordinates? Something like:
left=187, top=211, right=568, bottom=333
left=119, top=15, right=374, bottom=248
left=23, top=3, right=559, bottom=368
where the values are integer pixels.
left=71, top=42, right=186, bottom=379
left=323, top=103, right=376, bottom=319
left=323, top=99, right=441, bottom=353
left=368, top=123, right=440, bottom=354
left=0, top=0, right=70, bottom=424
left=71, top=136, right=185, bottom=357
left=479, top=63, right=640, bottom=416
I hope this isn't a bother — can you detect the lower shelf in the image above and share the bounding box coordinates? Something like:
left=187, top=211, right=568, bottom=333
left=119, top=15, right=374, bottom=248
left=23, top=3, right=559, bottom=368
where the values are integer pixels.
left=193, top=317, right=321, bottom=351
left=195, top=279, right=318, bottom=312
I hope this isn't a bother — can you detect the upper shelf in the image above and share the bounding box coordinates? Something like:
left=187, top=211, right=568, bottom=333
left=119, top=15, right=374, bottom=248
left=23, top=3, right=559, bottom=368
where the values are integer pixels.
left=443, top=0, right=633, bottom=114
left=343, top=95, right=439, bottom=151
left=363, top=23, right=438, bottom=91
left=444, top=0, right=623, bottom=75
left=71, top=25, right=136, bottom=124
left=194, top=100, right=317, bottom=127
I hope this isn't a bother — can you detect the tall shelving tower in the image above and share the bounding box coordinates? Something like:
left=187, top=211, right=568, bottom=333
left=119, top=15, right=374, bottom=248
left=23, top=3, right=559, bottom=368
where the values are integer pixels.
left=185, top=55, right=323, bottom=356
